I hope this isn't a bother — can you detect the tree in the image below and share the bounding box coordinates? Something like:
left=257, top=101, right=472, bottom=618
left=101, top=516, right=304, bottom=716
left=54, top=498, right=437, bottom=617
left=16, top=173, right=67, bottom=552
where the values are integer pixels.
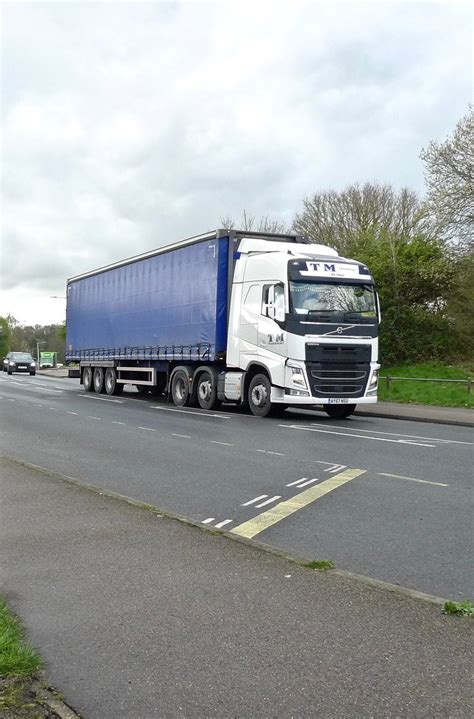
left=0, top=317, right=11, bottom=358
left=293, top=182, right=430, bottom=254
left=293, top=183, right=459, bottom=364
left=420, top=106, right=474, bottom=249
left=220, top=209, right=288, bottom=234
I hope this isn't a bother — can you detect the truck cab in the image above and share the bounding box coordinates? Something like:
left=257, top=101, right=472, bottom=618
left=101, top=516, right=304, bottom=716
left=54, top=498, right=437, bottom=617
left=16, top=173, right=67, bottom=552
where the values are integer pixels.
left=227, top=239, right=380, bottom=417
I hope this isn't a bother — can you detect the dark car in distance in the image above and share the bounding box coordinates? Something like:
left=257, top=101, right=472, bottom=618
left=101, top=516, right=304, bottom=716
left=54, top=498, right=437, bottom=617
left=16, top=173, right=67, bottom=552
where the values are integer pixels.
left=3, top=352, right=37, bottom=375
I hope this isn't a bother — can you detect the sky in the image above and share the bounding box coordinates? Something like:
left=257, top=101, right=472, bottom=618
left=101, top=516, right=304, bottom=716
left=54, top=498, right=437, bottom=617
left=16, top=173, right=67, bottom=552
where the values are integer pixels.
left=1, top=0, right=472, bottom=326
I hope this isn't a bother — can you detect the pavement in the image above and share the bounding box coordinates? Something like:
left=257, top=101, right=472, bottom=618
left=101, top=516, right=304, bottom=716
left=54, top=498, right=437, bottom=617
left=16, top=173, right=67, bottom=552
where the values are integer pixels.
left=1, top=456, right=472, bottom=719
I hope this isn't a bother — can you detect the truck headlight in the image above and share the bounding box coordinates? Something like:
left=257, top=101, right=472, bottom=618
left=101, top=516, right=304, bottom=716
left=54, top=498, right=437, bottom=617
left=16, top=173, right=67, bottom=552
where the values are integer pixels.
left=287, top=361, right=307, bottom=389
left=368, top=369, right=378, bottom=387
left=30, top=362, right=36, bottom=367
left=9, top=361, right=15, bottom=366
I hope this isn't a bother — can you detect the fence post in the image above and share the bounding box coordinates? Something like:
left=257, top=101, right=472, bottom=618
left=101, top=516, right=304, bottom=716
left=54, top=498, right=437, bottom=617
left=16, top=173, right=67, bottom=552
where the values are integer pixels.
left=467, top=379, right=472, bottom=395
left=386, top=376, right=392, bottom=392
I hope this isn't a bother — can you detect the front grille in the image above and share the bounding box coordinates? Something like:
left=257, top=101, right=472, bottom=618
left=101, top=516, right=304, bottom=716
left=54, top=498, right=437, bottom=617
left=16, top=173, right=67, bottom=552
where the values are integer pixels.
left=305, top=343, right=371, bottom=397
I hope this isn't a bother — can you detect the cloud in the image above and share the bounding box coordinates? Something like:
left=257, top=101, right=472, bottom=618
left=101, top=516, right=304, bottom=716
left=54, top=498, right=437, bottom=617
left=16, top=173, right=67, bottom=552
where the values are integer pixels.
left=1, top=0, right=472, bottom=324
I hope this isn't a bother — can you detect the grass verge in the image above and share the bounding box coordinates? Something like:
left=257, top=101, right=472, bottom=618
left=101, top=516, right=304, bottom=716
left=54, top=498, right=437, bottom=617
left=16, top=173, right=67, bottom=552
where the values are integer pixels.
left=443, top=600, right=474, bottom=617
left=0, top=596, right=58, bottom=718
left=379, top=362, right=474, bottom=408
left=303, top=560, right=335, bottom=571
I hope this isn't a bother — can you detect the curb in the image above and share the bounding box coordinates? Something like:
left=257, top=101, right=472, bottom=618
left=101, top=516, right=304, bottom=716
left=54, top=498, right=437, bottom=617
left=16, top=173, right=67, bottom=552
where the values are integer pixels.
left=354, top=409, right=474, bottom=428
left=4, top=455, right=449, bottom=610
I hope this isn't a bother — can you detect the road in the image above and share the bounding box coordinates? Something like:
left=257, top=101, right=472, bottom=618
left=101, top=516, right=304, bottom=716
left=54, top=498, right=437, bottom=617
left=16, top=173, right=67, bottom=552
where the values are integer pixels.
left=1, top=372, right=472, bottom=600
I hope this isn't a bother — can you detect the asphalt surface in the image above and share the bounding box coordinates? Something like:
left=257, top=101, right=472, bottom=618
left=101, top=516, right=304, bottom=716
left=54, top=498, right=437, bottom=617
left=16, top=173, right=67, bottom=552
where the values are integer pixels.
left=1, top=372, right=473, bottom=600
left=1, top=456, right=472, bottom=719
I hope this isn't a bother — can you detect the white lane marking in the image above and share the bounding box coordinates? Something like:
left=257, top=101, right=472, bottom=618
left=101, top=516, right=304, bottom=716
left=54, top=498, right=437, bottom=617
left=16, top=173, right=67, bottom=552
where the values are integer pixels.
left=34, top=403, right=42, bottom=407
left=256, top=449, right=286, bottom=456
left=215, top=519, right=233, bottom=529
left=202, top=517, right=216, bottom=524
left=86, top=416, right=101, bottom=420
left=138, top=426, right=155, bottom=432
left=172, top=433, right=191, bottom=438
left=324, top=464, right=346, bottom=473
left=78, top=395, right=123, bottom=403
left=242, top=495, right=269, bottom=506
left=312, top=423, right=474, bottom=446
left=378, top=473, right=449, bottom=487
left=112, top=421, right=126, bottom=425
left=280, top=424, right=436, bottom=448
left=8, top=398, right=16, bottom=402
left=286, top=477, right=308, bottom=487
left=210, top=440, right=234, bottom=446
left=150, top=406, right=230, bottom=419
left=255, top=495, right=282, bottom=508
left=48, top=407, right=59, bottom=411
left=67, top=411, right=78, bottom=415
left=293, top=477, right=320, bottom=488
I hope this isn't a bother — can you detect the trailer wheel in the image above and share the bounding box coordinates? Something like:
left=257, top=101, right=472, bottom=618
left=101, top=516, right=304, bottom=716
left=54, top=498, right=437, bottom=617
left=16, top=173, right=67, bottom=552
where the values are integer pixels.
left=171, top=370, right=190, bottom=407
left=93, top=366, right=105, bottom=393
left=83, top=366, right=94, bottom=392
left=104, top=367, right=123, bottom=396
left=323, top=404, right=356, bottom=419
left=196, top=370, right=220, bottom=411
left=248, top=373, right=273, bottom=417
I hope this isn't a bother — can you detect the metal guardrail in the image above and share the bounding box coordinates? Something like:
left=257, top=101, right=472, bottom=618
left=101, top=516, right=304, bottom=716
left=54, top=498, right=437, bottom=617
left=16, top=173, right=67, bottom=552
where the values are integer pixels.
left=383, top=376, right=473, bottom=394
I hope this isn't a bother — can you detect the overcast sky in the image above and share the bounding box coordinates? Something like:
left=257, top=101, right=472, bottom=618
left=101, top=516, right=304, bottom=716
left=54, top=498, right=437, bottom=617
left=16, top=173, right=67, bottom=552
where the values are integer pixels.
left=1, top=0, right=472, bottom=325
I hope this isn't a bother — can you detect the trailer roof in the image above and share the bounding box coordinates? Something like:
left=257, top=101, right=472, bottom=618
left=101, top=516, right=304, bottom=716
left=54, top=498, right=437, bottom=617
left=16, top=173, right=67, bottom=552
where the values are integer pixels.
left=67, top=229, right=310, bottom=283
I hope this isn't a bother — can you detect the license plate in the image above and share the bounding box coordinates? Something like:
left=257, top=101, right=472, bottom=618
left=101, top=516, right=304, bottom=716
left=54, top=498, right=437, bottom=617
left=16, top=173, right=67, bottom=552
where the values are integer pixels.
left=328, top=398, right=349, bottom=404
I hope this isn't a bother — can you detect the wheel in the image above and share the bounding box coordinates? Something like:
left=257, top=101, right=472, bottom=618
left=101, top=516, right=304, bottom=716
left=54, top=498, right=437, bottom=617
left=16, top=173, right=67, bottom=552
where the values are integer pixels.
left=29, top=371, right=36, bottom=376
left=323, top=403, right=356, bottom=419
left=83, top=366, right=94, bottom=392
left=104, top=367, right=123, bottom=395
left=196, top=370, right=220, bottom=411
left=136, top=385, right=150, bottom=396
left=93, top=366, right=105, bottom=393
left=171, top=370, right=190, bottom=407
left=248, top=373, right=273, bottom=417
left=7, top=367, right=13, bottom=375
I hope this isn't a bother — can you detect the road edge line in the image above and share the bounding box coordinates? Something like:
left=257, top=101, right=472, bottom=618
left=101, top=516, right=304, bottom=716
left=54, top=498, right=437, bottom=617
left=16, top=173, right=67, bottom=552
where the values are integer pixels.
left=2, top=455, right=448, bottom=608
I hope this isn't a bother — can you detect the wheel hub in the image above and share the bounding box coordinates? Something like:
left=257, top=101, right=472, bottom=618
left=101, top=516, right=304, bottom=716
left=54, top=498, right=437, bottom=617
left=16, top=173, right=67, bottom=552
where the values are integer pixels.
left=251, top=384, right=267, bottom=407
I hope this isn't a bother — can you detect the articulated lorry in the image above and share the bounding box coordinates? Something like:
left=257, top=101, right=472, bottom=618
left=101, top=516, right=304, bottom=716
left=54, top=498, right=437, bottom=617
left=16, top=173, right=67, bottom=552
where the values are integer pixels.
left=66, top=229, right=380, bottom=418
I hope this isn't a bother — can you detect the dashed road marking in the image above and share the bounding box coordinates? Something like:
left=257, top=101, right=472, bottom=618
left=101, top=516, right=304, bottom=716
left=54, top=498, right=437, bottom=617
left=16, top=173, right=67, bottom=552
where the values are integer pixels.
left=151, top=406, right=231, bottom=419
left=214, top=519, right=233, bottom=529
left=255, top=495, right=281, bottom=508
left=255, top=449, right=285, bottom=456
left=231, top=468, right=366, bottom=539
left=67, top=411, right=78, bottom=415
left=378, top=472, right=449, bottom=487
left=48, top=407, right=59, bottom=411
left=287, top=477, right=320, bottom=489
left=171, top=433, right=191, bottom=439
left=86, top=416, right=101, bottom=420
left=202, top=518, right=216, bottom=524
left=242, top=495, right=269, bottom=506
left=79, top=395, right=124, bottom=403
left=112, top=421, right=126, bottom=426
left=210, top=440, right=234, bottom=446
left=313, top=423, right=474, bottom=446
left=138, top=426, right=155, bottom=432
left=324, top=464, right=346, bottom=473
left=280, top=424, right=436, bottom=448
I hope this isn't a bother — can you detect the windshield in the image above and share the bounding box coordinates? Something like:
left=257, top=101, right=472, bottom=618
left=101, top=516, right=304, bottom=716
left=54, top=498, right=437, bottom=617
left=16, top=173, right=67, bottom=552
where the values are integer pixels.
left=290, top=282, right=376, bottom=319
left=12, top=353, right=33, bottom=361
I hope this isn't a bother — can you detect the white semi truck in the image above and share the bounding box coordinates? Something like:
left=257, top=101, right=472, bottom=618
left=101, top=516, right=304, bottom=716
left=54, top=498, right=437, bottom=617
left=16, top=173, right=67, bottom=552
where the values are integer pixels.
left=66, top=229, right=380, bottom=418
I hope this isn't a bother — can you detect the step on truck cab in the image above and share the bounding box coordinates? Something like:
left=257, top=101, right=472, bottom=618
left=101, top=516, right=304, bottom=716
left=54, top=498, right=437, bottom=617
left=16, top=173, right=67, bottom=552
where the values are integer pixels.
left=66, top=229, right=380, bottom=418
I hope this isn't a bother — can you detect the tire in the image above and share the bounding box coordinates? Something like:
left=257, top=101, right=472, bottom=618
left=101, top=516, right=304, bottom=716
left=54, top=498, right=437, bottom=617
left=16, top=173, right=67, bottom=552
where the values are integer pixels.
left=323, top=403, right=356, bottom=419
left=196, top=370, right=220, bottom=411
left=29, top=371, right=36, bottom=376
left=93, top=366, right=105, bottom=393
left=171, top=370, right=190, bottom=407
left=7, top=368, right=13, bottom=375
left=248, top=373, right=273, bottom=417
left=104, top=367, right=123, bottom=395
left=83, top=366, right=94, bottom=392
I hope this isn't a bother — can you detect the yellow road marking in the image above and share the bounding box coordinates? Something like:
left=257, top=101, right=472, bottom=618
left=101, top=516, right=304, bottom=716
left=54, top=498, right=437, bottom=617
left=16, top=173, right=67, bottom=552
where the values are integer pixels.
left=231, top=468, right=366, bottom=539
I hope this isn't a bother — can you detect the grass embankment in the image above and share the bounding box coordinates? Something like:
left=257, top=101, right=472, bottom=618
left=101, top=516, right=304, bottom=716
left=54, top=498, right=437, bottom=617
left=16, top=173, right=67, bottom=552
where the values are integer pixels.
left=0, top=596, right=54, bottom=718
left=378, top=362, right=474, bottom=408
